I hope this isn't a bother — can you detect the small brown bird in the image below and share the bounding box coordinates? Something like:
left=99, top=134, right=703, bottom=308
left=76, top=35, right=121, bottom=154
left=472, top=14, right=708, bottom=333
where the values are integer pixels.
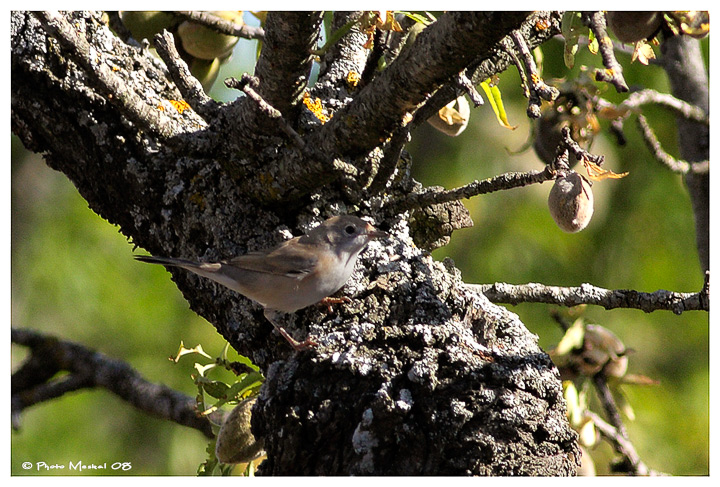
left=135, top=215, right=387, bottom=350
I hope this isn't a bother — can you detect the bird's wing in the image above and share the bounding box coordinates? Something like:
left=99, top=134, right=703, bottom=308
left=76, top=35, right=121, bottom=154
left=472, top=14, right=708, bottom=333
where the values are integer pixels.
left=227, top=242, right=319, bottom=279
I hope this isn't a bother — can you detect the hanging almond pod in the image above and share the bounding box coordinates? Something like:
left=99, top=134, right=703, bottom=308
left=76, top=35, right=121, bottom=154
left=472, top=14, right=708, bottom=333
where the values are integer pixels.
left=215, top=397, right=265, bottom=465
left=177, top=11, right=243, bottom=60
left=547, top=171, right=594, bottom=233
left=606, top=11, right=662, bottom=44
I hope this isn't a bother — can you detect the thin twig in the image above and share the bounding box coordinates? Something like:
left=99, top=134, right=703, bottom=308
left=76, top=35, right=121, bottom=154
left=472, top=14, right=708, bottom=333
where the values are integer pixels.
left=582, top=11, right=629, bottom=93
left=621, top=89, right=709, bottom=125
left=560, top=126, right=604, bottom=166
left=467, top=278, right=709, bottom=314
left=367, top=128, right=410, bottom=195
left=636, top=115, right=709, bottom=174
left=33, top=11, right=181, bottom=139
left=153, top=29, right=221, bottom=120
left=584, top=410, right=658, bottom=475
left=592, top=372, right=628, bottom=439
left=395, top=166, right=555, bottom=212
left=360, top=28, right=388, bottom=88
left=173, top=11, right=265, bottom=40
left=456, top=71, right=484, bottom=107
left=225, top=74, right=307, bottom=152
left=509, top=30, right=559, bottom=118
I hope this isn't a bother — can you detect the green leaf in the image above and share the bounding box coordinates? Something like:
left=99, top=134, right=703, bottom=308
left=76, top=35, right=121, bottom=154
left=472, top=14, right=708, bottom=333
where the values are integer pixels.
left=561, top=11, right=584, bottom=69
left=480, top=79, right=516, bottom=130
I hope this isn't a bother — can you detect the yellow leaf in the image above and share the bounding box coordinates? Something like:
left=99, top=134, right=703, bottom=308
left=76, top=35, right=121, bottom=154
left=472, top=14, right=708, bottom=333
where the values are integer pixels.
left=169, top=341, right=212, bottom=363
left=480, top=80, right=516, bottom=130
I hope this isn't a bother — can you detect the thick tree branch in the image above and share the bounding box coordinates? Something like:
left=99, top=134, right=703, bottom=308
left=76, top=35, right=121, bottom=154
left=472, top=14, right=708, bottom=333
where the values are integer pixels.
left=153, top=29, right=220, bottom=120
left=413, top=11, right=562, bottom=130
left=11, top=327, right=218, bottom=438
left=662, top=35, right=709, bottom=273
left=33, top=11, right=183, bottom=139
left=468, top=275, right=710, bottom=315
left=312, top=11, right=531, bottom=159
left=253, top=11, right=323, bottom=123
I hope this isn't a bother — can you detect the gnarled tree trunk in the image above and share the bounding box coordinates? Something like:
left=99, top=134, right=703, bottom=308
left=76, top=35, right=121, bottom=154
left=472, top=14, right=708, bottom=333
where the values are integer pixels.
left=11, top=10, right=579, bottom=475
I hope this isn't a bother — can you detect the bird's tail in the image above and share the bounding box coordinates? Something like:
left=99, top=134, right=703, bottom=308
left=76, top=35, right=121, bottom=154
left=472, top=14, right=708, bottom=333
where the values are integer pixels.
left=134, top=255, right=199, bottom=268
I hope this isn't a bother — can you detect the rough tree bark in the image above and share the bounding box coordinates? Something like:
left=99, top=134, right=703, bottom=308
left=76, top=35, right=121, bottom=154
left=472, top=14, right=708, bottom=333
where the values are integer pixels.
left=662, top=35, right=709, bottom=273
left=12, top=11, right=580, bottom=475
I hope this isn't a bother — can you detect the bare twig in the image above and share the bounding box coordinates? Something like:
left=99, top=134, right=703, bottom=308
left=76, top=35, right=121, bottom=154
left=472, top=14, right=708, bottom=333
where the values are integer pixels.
left=621, top=89, right=709, bottom=125
left=11, top=327, right=219, bottom=437
left=367, top=127, right=410, bottom=195
left=225, top=74, right=307, bottom=152
left=394, top=166, right=555, bottom=212
left=582, top=11, right=629, bottom=93
left=467, top=277, right=709, bottom=314
left=559, top=125, right=604, bottom=167
left=33, top=11, right=182, bottom=139
left=509, top=30, right=559, bottom=118
left=592, top=372, right=628, bottom=439
left=173, top=11, right=265, bottom=40
left=585, top=410, right=659, bottom=475
left=153, top=29, right=221, bottom=120
left=360, top=28, right=388, bottom=88
left=636, top=115, right=709, bottom=174
left=456, top=71, right=484, bottom=107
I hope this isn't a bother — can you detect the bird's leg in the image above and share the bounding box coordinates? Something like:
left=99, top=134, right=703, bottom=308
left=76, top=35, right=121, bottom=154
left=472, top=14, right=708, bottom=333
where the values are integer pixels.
left=318, top=296, right=352, bottom=314
left=264, top=309, right=317, bottom=351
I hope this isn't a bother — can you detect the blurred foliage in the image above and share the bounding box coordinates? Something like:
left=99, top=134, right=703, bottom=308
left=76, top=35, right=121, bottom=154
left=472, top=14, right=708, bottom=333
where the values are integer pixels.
left=11, top=13, right=708, bottom=476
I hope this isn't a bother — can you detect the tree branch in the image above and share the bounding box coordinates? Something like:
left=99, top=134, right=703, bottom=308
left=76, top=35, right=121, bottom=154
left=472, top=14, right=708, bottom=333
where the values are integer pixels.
left=313, top=11, right=531, bottom=159
left=152, top=29, right=221, bottom=120
left=413, top=11, right=562, bottom=129
left=173, top=11, right=265, bottom=40
left=252, top=11, right=324, bottom=123
left=620, top=89, right=709, bottom=125
left=33, top=11, right=182, bottom=139
left=508, top=29, right=559, bottom=118
left=468, top=274, right=710, bottom=314
left=582, top=11, right=629, bottom=93
left=11, top=327, right=218, bottom=437
left=394, top=166, right=555, bottom=213
left=584, top=411, right=658, bottom=475
left=662, top=35, right=709, bottom=274
left=636, top=115, right=709, bottom=174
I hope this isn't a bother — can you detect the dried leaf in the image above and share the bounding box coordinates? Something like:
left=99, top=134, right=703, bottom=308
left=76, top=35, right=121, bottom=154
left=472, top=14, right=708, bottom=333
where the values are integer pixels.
left=583, top=159, right=629, bottom=180
left=631, top=40, right=656, bottom=65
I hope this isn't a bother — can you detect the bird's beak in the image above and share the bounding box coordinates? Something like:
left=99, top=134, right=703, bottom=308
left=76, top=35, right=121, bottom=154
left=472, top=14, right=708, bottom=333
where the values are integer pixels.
left=366, top=223, right=389, bottom=240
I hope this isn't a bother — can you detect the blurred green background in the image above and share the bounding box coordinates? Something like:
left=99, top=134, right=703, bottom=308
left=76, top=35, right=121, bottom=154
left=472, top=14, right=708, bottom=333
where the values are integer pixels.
left=11, top=13, right=708, bottom=475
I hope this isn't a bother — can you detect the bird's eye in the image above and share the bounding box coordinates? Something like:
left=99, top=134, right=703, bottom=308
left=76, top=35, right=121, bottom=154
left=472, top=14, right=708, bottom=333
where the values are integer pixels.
left=344, top=224, right=357, bottom=235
